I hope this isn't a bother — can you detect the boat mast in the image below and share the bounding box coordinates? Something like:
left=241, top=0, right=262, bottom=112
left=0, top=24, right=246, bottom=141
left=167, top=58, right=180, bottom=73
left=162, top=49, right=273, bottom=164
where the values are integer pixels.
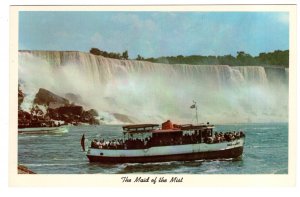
left=191, top=100, right=198, bottom=124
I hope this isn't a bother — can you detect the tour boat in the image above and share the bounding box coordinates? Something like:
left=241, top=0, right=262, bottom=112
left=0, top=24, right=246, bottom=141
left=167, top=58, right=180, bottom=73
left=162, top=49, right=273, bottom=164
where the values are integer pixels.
left=84, top=120, right=245, bottom=163
left=18, top=126, right=68, bottom=135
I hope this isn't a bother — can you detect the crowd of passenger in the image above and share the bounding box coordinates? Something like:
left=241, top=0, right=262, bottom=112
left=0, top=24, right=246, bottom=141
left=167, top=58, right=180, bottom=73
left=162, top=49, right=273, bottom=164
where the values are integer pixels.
left=205, top=131, right=245, bottom=144
left=91, top=131, right=245, bottom=150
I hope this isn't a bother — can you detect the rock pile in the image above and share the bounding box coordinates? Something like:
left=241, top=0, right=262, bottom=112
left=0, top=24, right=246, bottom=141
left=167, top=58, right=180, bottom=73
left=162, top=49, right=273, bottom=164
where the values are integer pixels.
left=18, top=87, right=100, bottom=128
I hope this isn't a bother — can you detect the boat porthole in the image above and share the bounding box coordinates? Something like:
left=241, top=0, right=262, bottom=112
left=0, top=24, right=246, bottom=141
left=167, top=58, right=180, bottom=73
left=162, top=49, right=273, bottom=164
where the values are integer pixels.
left=100, top=153, right=103, bottom=156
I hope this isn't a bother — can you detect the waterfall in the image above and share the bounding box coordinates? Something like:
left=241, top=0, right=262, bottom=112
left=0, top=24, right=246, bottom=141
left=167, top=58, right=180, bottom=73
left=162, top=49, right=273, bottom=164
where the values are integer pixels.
left=232, top=66, right=268, bottom=85
left=18, top=50, right=289, bottom=124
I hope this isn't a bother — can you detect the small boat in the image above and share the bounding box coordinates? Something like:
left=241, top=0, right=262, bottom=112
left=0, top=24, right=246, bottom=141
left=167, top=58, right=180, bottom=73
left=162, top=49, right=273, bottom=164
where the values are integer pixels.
left=18, top=126, right=68, bottom=135
left=84, top=120, right=245, bottom=163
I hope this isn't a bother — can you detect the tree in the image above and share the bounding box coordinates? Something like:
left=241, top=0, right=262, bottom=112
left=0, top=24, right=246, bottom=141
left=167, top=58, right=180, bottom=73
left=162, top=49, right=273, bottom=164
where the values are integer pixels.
left=136, top=54, right=144, bottom=60
left=236, top=51, right=253, bottom=66
left=90, top=48, right=102, bottom=56
left=90, top=47, right=289, bottom=67
left=122, top=50, right=129, bottom=60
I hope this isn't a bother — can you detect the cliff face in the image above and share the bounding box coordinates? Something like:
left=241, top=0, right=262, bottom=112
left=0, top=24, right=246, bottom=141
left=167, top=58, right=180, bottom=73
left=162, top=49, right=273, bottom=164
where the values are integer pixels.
left=18, top=50, right=289, bottom=123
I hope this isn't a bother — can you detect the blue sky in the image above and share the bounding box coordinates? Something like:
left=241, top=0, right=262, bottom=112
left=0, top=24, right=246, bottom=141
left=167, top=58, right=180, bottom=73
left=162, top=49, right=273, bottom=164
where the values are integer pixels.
left=19, top=11, right=289, bottom=58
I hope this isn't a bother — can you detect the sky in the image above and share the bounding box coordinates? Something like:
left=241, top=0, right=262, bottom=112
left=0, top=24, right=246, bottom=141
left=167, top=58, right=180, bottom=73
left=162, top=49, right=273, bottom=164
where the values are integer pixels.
left=19, top=11, right=289, bottom=58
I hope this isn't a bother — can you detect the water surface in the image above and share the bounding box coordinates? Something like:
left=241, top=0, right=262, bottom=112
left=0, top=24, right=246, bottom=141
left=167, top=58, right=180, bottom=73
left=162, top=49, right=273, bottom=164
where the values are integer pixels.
left=18, top=123, right=288, bottom=174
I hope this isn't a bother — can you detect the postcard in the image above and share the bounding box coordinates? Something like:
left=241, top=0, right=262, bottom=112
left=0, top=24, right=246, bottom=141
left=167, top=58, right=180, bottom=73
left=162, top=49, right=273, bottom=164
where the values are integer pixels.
left=9, top=5, right=297, bottom=186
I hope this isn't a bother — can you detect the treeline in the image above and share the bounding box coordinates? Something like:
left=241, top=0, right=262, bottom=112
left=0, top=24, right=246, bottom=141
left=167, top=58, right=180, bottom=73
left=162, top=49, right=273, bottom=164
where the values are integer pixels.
left=90, top=48, right=128, bottom=60
left=90, top=48, right=289, bottom=67
left=140, top=50, right=289, bottom=67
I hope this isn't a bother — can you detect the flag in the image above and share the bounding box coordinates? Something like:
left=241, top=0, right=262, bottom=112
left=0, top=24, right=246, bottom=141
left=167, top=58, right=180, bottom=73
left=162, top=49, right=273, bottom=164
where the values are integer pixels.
left=190, top=104, right=196, bottom=109
left=81, top=134, right=85, bottom=151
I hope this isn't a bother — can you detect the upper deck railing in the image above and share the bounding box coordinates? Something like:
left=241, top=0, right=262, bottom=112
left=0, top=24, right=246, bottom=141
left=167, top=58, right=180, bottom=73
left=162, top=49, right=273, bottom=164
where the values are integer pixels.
left=122, top=124, right=159, bottom=133
left=122, top=123, right=214, bottom=134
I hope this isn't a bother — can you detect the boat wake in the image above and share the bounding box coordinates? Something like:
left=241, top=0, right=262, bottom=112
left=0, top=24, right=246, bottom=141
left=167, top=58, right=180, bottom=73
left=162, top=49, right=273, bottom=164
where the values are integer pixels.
left=118, top=161, right=186, bottom=174
left=23, top=162, right=87, bottom=167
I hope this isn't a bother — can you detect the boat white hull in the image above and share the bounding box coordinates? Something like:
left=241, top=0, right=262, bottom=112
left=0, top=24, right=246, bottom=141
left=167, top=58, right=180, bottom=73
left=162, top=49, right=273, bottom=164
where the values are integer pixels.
left=87, top=137, right=245, bottom=163
left=18, top=126, right=68, bottom=134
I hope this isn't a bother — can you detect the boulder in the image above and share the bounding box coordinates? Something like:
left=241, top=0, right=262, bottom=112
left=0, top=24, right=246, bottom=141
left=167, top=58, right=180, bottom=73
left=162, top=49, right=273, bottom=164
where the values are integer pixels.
left=80, top=110, right=100, bottom=125
left=48, top=102, right=65, bottom=109
left=47, top=108, right=60, bottom=120
left=65, top=93, right=84, bottom=105
left=34, top=88, right=69, bottom=106
left=57, top=105, right=83, bottom=116
left=87, top=109, right=99, bottom=116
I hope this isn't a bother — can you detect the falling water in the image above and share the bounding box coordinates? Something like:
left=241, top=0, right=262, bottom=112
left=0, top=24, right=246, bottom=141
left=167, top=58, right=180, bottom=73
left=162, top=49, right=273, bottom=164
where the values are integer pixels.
left=18, top=50, right=288, bottom=124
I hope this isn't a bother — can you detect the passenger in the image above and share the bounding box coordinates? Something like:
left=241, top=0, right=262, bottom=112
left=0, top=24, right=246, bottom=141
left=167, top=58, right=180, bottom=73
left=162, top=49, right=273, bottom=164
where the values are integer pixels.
left=99, top=141, right=103, bottom=149
left=220, top=134, right=225, bottom=142
left=207, top=137, right=213, bottom=144
left=240, top=131, right=245, bottom=137
left=229, top=133, right=235, bottom=141
left=115, top=140, right=119, bottom=149
left=217, top=135, right=221, bottom=143
left=213, top=133, right=218, bottom=142
left=105, top=141, right=109, bottom=148
left=224, top=132, right=230, bottom=141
